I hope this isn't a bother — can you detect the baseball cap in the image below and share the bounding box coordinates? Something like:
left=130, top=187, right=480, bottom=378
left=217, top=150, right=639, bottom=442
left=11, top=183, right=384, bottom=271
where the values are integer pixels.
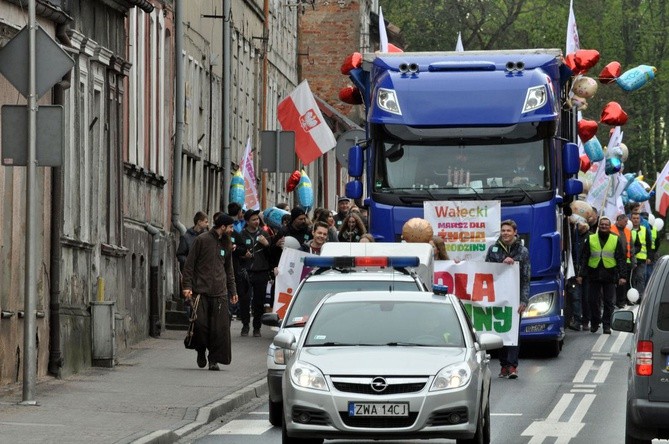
left=243, top=209, right=260, bottom=221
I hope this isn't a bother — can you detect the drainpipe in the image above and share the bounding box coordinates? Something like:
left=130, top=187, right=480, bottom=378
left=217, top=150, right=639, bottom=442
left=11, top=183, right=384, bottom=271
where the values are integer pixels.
left=172, top=0, right=186, bottom=235
left=48, top=21, right=73, bottom=378
left=144, top=223, right=161, bottom=337
left=221, top=0, right=231, bottom=210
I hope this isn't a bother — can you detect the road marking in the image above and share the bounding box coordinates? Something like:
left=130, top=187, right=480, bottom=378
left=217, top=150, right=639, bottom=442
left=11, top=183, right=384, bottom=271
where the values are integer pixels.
left=593, top=361, right=613, bottom=384
left=546, top=393, right=573, bottom=421
left=569, top=394, right=595, bottom=422
left=210, top=419, right=273, bottom=435
left=491, top=413, right=523, bottom=416
left=591, top=334, right=608, bottom=353
left=610, top=331, right=628, bottom=354
left=572, top=384, right=596, bottom=388
left=573, top=360, right=593, bottom=383
left=249, top=412, right=268, bottom=415
left=570, top=389, right=594, bottom=393
left=0, top=422, right=66, bottom=427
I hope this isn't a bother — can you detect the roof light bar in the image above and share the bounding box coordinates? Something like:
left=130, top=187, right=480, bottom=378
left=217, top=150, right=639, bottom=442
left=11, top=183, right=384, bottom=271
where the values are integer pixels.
left=303, top=256, right=419, bottom=268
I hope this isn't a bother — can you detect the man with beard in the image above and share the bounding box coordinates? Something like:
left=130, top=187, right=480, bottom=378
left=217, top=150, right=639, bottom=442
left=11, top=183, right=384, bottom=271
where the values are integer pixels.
left=182, top=213, right=239, bottom=370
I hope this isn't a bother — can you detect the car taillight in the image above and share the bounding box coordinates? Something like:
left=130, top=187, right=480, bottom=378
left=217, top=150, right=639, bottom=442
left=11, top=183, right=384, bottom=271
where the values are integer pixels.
left=635, top=340, right=653, bottom=376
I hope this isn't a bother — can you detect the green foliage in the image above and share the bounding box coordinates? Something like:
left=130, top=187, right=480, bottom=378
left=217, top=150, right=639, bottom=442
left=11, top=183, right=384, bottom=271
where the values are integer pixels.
left=379, top=0, right=669, bottom=177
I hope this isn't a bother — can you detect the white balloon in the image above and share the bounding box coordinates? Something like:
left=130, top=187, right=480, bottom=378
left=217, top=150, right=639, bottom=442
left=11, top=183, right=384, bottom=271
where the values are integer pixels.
left=655, top=219, right=665, bottom=232
left=627, top=220, right=633, bottom=230
left=627, top=288, right=640, bottom=304
left=619, top=143, right=629, bottom=162
left=648, top=214, right=656, bottom=225
left=282, top=236, right=301, bottom=250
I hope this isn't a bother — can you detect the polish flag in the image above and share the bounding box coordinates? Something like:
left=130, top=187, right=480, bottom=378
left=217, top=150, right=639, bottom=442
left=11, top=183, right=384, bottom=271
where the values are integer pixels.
left=277, top=80, right=336, bottom=166
left=655, top=159, right=669, bottom=216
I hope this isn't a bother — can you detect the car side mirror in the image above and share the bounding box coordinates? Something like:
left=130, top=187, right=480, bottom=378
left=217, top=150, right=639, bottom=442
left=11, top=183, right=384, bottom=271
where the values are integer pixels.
left=611, top=310, right=635, bottom=333
left=274, top=331, right=297, bottom=350
left=261, top=312, right=280, bottom=327
left=477, top=332, right=503, bottom=351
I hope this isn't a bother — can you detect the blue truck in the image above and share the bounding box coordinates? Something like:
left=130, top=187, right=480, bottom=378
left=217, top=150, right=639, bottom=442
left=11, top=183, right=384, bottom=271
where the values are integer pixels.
left=344, top=49, right=583, bottom=356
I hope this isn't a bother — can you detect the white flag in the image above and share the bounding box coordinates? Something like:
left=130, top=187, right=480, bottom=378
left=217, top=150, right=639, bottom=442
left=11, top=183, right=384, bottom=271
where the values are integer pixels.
left=455, top=32, right=464, bottom=52
left=240, top=137, right=260, bottom=210
left=566, top=0, right=580, bottom=55
left=379, top=6, right=388, bottom=52
left=603, top=173, right=628, bottom=220
left=585, top=160, right=609, bottom=211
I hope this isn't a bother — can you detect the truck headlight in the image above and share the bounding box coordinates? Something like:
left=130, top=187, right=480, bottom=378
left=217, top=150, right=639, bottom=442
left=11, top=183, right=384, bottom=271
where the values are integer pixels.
left=290, top=361, right=329, bottom=391
left=522, top=85, right=547, bottom=113
left=430, top=363, right=471, bottom=391
left=377, top=88, right=402, bottom=115
left=524, top=291, right=554, bottom=317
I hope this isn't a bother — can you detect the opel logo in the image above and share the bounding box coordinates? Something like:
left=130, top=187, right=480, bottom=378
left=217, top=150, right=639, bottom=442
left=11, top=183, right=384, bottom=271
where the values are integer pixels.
left=371, top=377, right=388, bottom=393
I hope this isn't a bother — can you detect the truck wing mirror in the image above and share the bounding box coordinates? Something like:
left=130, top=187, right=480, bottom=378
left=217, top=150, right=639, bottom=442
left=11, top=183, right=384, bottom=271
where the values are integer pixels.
left=345, top=180, right=363, bottom=200
left=563, top=142, right=580, bottom=175
left=564, top=178, right=583, bottom=197
left=348, top=145, right=364, bottom=177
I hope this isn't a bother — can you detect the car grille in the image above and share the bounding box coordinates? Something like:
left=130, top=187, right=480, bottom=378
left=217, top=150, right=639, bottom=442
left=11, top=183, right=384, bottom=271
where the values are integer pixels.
left=333, top=381, right=426, bottom=395
left=339, top=411, right=419, bottom=428
left=426, top=407, right=469, bottom=426
left=291, top=406, right=331, bottom=426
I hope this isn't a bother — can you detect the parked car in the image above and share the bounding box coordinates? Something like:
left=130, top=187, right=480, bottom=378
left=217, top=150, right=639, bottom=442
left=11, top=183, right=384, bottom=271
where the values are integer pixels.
left=262, top=243, right=434, bottom=427
left=277, top=290, right=503, bottom=444
left=611, top=254, right=669, bottom=444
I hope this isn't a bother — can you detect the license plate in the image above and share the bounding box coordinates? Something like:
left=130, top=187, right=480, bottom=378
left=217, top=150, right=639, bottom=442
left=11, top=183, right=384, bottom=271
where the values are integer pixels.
left=348, top=402, right=409, bottom=417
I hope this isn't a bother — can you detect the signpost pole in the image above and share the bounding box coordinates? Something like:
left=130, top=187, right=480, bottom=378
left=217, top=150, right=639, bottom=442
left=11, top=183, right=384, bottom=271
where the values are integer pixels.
left=22, top=0, right=38, bottom=404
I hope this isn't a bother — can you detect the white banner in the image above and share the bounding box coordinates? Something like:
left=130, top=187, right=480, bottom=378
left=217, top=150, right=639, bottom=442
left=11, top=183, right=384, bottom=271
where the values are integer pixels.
left=434, top=260, right=520, bottom=346
left=240, top=137, right=260, bottom=210
left=273, top=249, right=314, bottom=319
left=423, top=201, right=501, bottom=261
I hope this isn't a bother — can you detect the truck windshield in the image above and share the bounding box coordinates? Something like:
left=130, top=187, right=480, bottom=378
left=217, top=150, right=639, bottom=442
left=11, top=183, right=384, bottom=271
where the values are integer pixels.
left=373, top=125, right=552, bottom=196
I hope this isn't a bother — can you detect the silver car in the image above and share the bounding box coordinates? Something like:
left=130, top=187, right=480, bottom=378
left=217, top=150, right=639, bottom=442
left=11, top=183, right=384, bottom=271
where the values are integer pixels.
left=277, top=291, right=503, bottom=444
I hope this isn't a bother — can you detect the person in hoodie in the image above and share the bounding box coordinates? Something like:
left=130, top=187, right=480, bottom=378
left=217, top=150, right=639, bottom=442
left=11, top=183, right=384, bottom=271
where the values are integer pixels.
left=176, top=211, right=209, bottom=271
left=485, top=219, right=530, bottom=380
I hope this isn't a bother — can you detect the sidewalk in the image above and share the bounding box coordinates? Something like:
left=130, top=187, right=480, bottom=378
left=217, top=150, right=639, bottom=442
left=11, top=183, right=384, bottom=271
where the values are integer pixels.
left=0, top=324, right=276, bottom=444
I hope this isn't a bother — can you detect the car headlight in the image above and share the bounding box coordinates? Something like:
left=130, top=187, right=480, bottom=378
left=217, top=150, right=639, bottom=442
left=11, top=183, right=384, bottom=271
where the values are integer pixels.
left=524, top=291, right=555, bottom=317
left=273, top=347, right=294, bottom=365
left=522, top=85, right=547, bottom=113
left=430, top=363, right=471, bottom=391
left=290, top=361, right=329, bottom=391
left=377, top=88, right=402, bottom=115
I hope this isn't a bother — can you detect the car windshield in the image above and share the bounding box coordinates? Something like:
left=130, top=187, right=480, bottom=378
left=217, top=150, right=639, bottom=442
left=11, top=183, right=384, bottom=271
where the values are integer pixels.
left=283, top=280, right=421, bottom=328
left=304, top=300, right=465, bottom=347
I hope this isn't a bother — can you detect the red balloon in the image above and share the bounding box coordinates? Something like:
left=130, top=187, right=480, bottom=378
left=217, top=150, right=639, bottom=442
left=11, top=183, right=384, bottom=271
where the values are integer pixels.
left=340, top=52, right=362, bottom=75
left=578, top=119, right=599, bottom=142
left=600, top=101, right=628, bottom=126
left=286, top=170, right=301, bottom=193
left=599, top=61, right=621, bottom=84
left=338, top=86, right=363, bottom=105
left=580, top=154, right=591, bottom=173
left=574, top=49, right=600, bottom=74
left=564, top=53, right=578, bottom=73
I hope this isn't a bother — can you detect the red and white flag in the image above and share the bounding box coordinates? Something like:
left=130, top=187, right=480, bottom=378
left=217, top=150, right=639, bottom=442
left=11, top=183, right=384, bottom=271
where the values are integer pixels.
left=655, top=159, right=669, bottom=216
left=240, top=137, right=259, bottom=210
left=566, top=0, right=580, bottom=55
left=379, top=6, right=388, bottom=52
left=277, top=80, right=336, bottom=166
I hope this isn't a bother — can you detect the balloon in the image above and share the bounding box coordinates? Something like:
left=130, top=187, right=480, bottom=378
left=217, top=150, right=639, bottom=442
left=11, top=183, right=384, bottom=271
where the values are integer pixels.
left=581, top=179, right=592, bottom=193
left=574, top=49, right=600, bottom=73
left=598, top=61, right=621, bottom=84
left=286, top=170, right=301, bottom=193
left=648, top=213, right=656, bottom=226
left=616, top=65, right=657, bottom=92
left=579, top=154, right=591, bottom=173
left=605, top=157, right=622, bottom=175
left=569, top=76, right=598, bottom=110
left=402, top=218, right=433, bottom=243
left=296, top=169, right=314, bottom=211
left=283, top=236, right=301, bottom=250
left=578, top=119, right=598, bottom=142
left=622, top=191, right=629, bottom=205
left=607, top=145, right=624, bottom=160
left=263, top=207, right=290, bottom=230
left=623, top=173, right=636, bottom=189
left=639, top=180, right=650, bottom=191
left=340, top=52, right=362, bottom=74
left=584, top=136, right=604, bottom=162
left=339, top=86, right=363, bottom=105
left=654, top=219, right=665, bottom=232
left=229, top=170, right=245, bottom=205
left=571, top=200, right=597, bottom=226
left=601, top=102, right=628, bottom=126
left=564, top=53, right=578, bottom=73
left=626, top=180, right=650, bottom=202
left=619, top=143, right=629, bottom=161
left=627, top=288, right=639, bottom=304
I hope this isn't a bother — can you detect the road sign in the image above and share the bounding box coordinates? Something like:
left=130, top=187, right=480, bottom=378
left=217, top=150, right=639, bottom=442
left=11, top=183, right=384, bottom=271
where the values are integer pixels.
left=1, top=105, right=63, bottom=166
left=0, top=25, right=74, bottom=99
left=260, top=130, right=295, bottom=172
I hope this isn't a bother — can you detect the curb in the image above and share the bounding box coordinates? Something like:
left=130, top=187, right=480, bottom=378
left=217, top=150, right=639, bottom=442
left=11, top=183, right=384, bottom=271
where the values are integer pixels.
left=132, top=378, right=268, bottom=444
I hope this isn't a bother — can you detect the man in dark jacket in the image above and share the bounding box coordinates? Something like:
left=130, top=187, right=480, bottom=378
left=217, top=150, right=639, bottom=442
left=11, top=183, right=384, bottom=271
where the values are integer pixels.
left=485, top=219, right=530, bottom=380
left=176, top=211, right=209, bottom=271
left=182, top=213, right=238, bottom=371
left=234, top=209, right=271, bottom=337
left=276, top=206, right=312, bottom=248
left=576, top=216, right=627, bottom=334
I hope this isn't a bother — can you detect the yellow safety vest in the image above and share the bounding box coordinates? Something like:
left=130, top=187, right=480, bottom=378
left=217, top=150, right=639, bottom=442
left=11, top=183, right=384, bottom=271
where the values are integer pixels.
left=631, top=226, right=647, bottom=260
left=588, top=233, right=618, bottom=269
left=651, top=227, right=659, bottom=251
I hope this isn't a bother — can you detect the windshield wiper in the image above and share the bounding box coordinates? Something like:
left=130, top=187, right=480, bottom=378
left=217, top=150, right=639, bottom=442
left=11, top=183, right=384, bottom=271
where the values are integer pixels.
left=284, top=321, right=307, bottom=328
left=312, top=342, right=377, bottom=346
left=385, top=342, right=431, bottom=347
left=504, top=185, right=536, bottom=204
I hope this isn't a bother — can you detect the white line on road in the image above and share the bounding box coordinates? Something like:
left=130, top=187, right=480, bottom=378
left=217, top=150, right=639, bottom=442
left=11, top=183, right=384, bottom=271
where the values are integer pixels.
left=591, top=334, right=608, bottom=353
left=569, top=394, right=595, bottom=423
left=210, top=419, right=273, bottom=435
left=0, top=422, right=66, bottom=427
left=610, top=331, right=629, bottom=354
left=570, top=389, right=594, bottom=393
left=572, top=384, right=596, bottom=388
left=593, top=361, right=613, bottom=384
left=546, top=393, right=574, bottom=421
left=573, top=360, right=593, bottom=383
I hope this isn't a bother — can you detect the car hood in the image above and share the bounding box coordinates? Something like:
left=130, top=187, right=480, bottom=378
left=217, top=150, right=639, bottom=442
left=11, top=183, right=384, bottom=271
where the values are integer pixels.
left=298, top=346, right=467, bottom=375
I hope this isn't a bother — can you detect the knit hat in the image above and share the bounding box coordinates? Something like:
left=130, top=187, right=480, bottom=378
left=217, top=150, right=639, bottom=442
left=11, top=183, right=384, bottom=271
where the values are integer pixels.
left=214, top=213, right=235, bottom=227
left=290, top=206, right=306, bottom=222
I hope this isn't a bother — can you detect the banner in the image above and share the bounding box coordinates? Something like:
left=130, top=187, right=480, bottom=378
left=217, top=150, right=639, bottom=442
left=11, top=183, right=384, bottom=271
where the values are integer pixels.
left=585, top=160, right=608, bottom=211
left=277, top=80, right=336, bottom=166
left=565, top=0, right=580, bottom=55
left=240, top=137, right=259, bottom=210
left=655, top=159, right=669, bottom=216
left=434, top=260, right=520, bottom=346
left=423, top=201, right=501, bottom=261
left=273, top=249, right=314, bottom=320
left=378, top=6, right=388, bottom=53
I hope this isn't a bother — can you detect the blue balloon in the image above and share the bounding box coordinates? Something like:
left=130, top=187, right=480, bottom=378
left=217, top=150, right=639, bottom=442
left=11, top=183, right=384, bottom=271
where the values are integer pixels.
left=622, top=191, right=629, bottom=205
left=229, top=170, right=245, bottom=205
left=605, top=157, right=622, bottom=175
left=584, top=137, right=604, bottom=162
left=263, top=207, right=289, bottom=230
left=296, top=170, right=314, bottom=211
left=627, top=180, right=650, bottom=202
left=616, top=65, right=656, bottom=92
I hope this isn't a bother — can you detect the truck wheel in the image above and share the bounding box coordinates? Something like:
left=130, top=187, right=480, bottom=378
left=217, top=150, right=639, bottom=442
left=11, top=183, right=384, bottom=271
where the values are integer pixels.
left=546, top=339, right=561, bottom=357
left=269, top=399, right=283, bottom=427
